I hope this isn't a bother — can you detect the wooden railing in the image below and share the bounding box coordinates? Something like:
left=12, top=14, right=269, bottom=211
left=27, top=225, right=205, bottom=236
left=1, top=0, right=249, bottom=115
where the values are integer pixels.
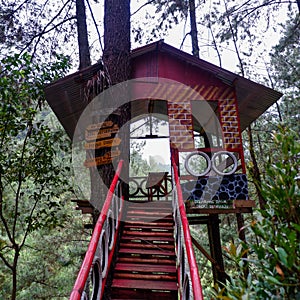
left=70, top=158, right=203, bottom=299
left=129, top=174, right=172, bottom=201
left=70, top=160, right=124, bottom=300
left=172, top=157, right=204, bottom=300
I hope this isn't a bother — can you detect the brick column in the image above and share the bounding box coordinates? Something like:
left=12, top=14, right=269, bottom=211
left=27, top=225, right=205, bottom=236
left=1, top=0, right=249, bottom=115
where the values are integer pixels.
left=168, top=101, right=194, bottom=150
left=218, top=99, right=242, bottom=149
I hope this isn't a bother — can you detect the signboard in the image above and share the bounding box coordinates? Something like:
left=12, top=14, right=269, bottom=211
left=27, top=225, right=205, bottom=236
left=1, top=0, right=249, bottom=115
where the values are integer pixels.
left=85, top=124, right=119, bottom=141
left=84, top=137, right=121, bottom=150
left=84, top=122, right=121, bottom=167
left=194, top=199, right=233, bottom=209
left=86, top=120, right=114, bottom=131
left=84, top=149, right=121, bottom=167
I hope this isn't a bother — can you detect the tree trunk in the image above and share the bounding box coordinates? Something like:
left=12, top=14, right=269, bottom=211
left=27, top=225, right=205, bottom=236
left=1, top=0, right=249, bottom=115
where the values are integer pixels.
left=91, top=0, right=131, bottom=211
left=189, top=0, right=200, bottom=58
left=11, top=248, right=19, bottom=300
left=247, top=125, right=266, bottom=209
left=103, top=0, right=131, bottom=85
left=76, top=0, right=91, bottom=69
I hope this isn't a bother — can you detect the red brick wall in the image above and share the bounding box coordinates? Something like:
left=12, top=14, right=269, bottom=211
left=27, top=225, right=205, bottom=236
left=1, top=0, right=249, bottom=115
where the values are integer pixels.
left=167, top=101, right=194, bottom=150
left=218, top=99, right=242, bottom=149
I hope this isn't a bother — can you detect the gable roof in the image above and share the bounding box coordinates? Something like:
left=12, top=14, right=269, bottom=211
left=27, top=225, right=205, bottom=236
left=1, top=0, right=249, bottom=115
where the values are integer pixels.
left=45, top=41, right=282, bottom=139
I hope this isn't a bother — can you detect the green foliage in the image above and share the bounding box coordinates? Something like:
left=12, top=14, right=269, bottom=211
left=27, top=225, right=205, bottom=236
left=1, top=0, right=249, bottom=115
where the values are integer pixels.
left=131, top=0, right=190, bottom=44
left=15, top=209, right=88, bottom=300
left=0, top=1, right=77, bottom=62
left=130, top=140, right=150, bottom=176
left=0, top=52, right=85, bottom=299
left=270, top=13, right=300, bottom=133
left=212, top=127, right=300, bottom=299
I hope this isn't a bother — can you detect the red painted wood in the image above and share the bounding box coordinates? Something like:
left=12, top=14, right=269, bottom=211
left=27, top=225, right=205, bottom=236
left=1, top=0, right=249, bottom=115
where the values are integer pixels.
left=117, top=257, right=176, bottom=265
left=126, top=217, right=173, bottom=222
left=69, top=160, right=124, bottom=300
left=114, top=263, right=176, bottom=273
left=118, top=248, right=175, bottom=256
left=122, top=232, right=173, bottom=238
left=114, top=273, right=177, bottom=281
left=110, top=200, right=178, bottom=299
left=119, top=242, right=174, bottom=250
left=172, top=157, right=204, bottom=300
left=112, top=279, right=178, bottom=291
left=124, top=227, right=173, bottom=233
left=127, top=210, right=172, bottom=216
left=121, top=235, right=174, bottom=242
left=132, top=48, right=224, bottom=93
left=124, top=221, right=173, bottom=227
left=111, top=289, right=177, bottom=300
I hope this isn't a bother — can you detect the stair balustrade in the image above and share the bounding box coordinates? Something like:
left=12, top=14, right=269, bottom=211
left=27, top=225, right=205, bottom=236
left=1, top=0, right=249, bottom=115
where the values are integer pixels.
left=70, top=158, right=204, bottom=299
left=70, top=160, right=124, bottom=300
left=172, top=158, right=204, bottom=300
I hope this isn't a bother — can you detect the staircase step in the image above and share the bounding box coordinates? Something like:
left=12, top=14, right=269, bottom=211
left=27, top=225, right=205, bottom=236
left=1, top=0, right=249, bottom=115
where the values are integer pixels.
left=124, top=226, right=173, bottom=233
left=110, top=201, right=178, bottom=299
left=122, top=230, right=173, bottom=237
left=111, top=290, right=177, bottom=300
left=121, top=235, right=174, bottom=243
left=124, top=221, right=173, bottom=227
left=114, top=263, right=176, bottom=274
left=127, top=207, right=172, bottom=213
left=127, top=207, right=172, bottom=211
left=117, top=257, right=176, bottom=265
left=114, top=272, right=177, bottom=281
left=127, top=200, right=172, bottom=205
left=126, top=216, right=173, bottom=222
left=119, top=248, right=175, bottom=257
left=119, top=242, right=174, bottom=250
left=127, top=211, right=172, bottom=216
left=112, top=278, right=178, bottom=291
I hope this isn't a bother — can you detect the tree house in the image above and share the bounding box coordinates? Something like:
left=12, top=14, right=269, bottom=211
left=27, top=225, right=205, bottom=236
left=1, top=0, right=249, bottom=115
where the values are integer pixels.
left=45, top=41, right=282, bottom=293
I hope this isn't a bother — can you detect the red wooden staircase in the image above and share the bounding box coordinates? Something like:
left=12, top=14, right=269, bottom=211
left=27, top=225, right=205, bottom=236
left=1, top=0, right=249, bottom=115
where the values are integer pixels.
left=110, top=201, right=178, bottom=299
left=69, top=160, right=203, bottom=300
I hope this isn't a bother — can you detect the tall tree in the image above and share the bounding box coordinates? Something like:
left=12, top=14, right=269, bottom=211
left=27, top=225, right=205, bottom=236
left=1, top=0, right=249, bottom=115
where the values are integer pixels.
left=90, top=0, right=131, bottom=210
left=103, top=0, right=131, bottom=84
left=0, top=53, right=71, bottom=299
left=189, top=0, right=200, bottom=57
left=76, top=0, right=91, bottom=69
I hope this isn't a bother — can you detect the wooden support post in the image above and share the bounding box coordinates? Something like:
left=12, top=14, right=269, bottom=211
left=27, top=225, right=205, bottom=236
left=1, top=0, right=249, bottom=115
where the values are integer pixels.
left=236, top=213, right=246, bottom=241
left=207, top=214, right=226, bottom=284
left=236, top=212, right=249, bottom=278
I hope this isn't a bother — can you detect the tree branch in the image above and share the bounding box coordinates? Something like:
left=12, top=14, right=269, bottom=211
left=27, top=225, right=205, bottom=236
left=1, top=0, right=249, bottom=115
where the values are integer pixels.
left=0, top=250, right=13, bottom=270
left=0, top=170, right=14, bottom=247
left=9, top=0, right=31, bottom=15
left=180, top=32, right=190, bottom=50
left=19, top=0, right=75, bottom=56
left=223, top=0, right=245, bottom=76
left=86, top=0, right=103, bottom=52
left=131, top=0, right=156, bottom=16
left=12, top=123, right=32, bottom=240
left=208, top=21, right=222, bottom=67
left=19, top=183, right=47, bottom=251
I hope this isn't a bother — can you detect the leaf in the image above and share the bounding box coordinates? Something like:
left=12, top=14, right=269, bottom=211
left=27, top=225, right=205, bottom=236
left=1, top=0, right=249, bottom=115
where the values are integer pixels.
left=277, top=247, right=288, bottom=267
left=275, top=264, right=285, bottom=280
left=265, top=275, right=283, bottom=285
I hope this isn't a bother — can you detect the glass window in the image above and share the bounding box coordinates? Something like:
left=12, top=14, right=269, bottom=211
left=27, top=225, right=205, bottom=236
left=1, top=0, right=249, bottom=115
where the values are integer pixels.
left=191, top=100, right=223, bottom=148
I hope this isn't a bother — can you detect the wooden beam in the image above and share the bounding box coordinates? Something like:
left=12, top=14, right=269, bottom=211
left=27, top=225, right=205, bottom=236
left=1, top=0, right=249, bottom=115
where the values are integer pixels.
left=233, top=199, right=255, bottom=208
left=207, top=214, right=226, bottom=284
left=186, top=207, right=253, bottom=214
left=191, top=235, right=229, bottom=280
left=187, top=216, right=209, bottom=225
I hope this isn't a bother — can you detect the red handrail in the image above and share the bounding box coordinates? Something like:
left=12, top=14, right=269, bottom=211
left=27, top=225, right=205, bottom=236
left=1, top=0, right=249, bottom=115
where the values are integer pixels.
left=172, top=157, right=204, bottom=300
left=70, top=160, right=124, bottom=300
